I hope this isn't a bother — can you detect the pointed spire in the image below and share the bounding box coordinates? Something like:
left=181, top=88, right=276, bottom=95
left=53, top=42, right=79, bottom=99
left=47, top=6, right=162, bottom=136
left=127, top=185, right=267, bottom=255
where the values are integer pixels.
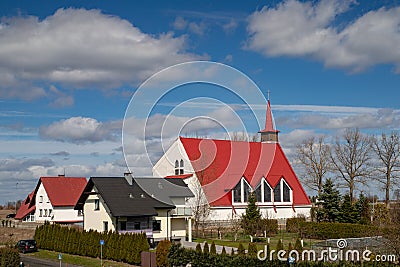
left=259, top=92, right=279, bottom=142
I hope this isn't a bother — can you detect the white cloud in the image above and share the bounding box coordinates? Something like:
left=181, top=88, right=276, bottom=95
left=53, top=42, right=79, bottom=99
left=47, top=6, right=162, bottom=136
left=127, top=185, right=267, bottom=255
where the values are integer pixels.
left=172, top=16, right=188, bottom=30
left=39, top=117, right=122, bottom=144
left=189, top=21, right=206, bottom=35
left=0, top=8, right=205, bottom=100
left=246, top=0, right=400, bottom=73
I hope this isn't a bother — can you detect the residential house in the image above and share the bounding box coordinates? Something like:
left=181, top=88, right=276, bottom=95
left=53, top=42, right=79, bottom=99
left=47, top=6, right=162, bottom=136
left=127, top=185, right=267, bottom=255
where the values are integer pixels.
left=15, top=175, right=87, bottom=224
left=153, top=99, right=312, bottom=221
left=75, top=174, right=194, bottom=242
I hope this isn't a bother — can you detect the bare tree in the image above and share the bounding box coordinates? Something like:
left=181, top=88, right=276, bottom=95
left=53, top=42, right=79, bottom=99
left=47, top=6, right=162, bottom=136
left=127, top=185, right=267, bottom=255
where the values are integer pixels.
left=189, top=176, right=211, bottom=237
left=331, top=128, right=372, bottom=203
left=296, top=136, right=332, bottom=195
left=371, top=131, right=400, bottom=207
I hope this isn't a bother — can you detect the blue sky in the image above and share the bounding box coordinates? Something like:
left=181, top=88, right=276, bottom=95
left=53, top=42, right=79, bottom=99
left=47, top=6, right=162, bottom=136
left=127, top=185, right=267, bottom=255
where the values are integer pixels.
left=1, top=0, right=400, bottom=205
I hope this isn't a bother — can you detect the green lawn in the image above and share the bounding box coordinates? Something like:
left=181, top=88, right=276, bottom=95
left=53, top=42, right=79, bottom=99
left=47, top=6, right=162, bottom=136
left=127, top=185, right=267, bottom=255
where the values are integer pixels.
left=28, top=250, right=136, bottom=267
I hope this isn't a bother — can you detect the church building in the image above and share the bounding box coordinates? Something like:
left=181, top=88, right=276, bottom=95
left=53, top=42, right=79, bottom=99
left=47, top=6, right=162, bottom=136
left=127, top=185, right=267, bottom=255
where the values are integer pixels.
left=153, top=99, right=311, bottom=220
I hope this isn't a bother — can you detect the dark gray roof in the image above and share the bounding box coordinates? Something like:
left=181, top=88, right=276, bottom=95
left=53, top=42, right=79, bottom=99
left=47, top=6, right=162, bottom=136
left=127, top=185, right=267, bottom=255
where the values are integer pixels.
left=134, top=177, right=194, bottom=206
left=75, top=177, right=174, bottom=217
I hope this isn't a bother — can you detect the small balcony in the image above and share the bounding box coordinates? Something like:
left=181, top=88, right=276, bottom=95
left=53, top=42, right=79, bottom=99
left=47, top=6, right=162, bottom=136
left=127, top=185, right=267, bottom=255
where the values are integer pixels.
left=170, top=206, right=192, bottom=217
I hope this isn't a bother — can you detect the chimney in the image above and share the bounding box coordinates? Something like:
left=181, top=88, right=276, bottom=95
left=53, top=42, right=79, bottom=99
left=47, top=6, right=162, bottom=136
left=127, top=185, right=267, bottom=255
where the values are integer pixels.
left=124, top=172, right=133, bottom=185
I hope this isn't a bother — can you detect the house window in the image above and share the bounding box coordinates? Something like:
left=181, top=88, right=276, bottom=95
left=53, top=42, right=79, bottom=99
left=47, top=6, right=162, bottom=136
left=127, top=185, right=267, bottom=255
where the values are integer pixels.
left=44, top=209, right=47, bottom=217
left=283, top=180, right=291, bottom=202
left=254, top=184, right=262, bottom=202
left=39, top=209, right=42, bottom=217
left=273, top=178, right=292, bottom=203
left=175, top=159, right=184, bottom=175
left=263, top=180, right=272, bottom=202
left=120, top=221, right=127, bottom=231
left=49, top=209, right=52, bottom=217
left=274, top=182, right=281, bottom=202
left=243, top=181, right=251, bottom=203
left=233, top=182, right=241, bottom=203
left=39, top=196, right=43, bottom=203
left=94, top=199, right=100, bottom=210
left=134, top=222, right=140, bottom=230
left=232, top=178, right=252, bottom=203
left=153, top=220, right=161, bottom=231
left=103, top=221, right=108, bottom=232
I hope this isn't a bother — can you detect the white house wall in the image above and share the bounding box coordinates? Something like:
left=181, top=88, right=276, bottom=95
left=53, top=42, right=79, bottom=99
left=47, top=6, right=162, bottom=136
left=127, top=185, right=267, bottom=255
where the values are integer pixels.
left=35, top=182, right=83, bottom=223
left=35, top=183, right=53, bottom=222
left=84, top=186, right=115, bottom=232
left=208, top=206, right=311, bottom=221
left=152, top=138, right=193, bottom=177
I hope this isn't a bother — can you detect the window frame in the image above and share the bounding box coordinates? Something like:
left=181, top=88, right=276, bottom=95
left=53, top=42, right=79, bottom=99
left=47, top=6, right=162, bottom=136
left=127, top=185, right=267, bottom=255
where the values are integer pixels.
left=94, top=199, right=100, bottom=211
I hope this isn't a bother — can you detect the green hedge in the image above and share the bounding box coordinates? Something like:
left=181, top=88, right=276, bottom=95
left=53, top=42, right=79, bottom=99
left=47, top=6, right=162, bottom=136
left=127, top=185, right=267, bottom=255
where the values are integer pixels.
left=286, top=217, right=306, bottom=233
left=299, top=221, right=380, bottom=239
left=167, top=244, right=396, bottom=267
left=0, top=247, right=20, bottom=267
left=34, top=223, right=149, bottom=265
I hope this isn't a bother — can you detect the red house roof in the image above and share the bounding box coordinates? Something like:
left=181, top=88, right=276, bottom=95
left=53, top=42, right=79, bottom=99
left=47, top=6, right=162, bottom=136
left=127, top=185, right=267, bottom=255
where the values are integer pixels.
left=40, top=176, right=87, bottom=207
left=178, top=137, right=310, bottom=207
left=15, top=190, right=35, bottom=220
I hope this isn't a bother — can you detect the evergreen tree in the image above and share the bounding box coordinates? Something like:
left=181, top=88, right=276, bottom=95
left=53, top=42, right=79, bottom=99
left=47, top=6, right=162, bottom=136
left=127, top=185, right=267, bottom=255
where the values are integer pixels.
left=210, top=241, right=216, bottom=255
left=276, top=239, right=284, bottom=252
left=241, top=191, right=262, bottom=235
left=203, top=241, right=209, bottom=254
left=221, top=246, right=227, bottom=256
left=195, top=243, right=202, bottom=254
left=237, top=243, right=245, bottom=256
left=247, top=242, right=257, bottom=257
left=294, top=238, right=303, bottom=252
left=317, top=178, right=341, bottom=222
left=355, top=193, right=371, bottom=224
left=338, top=194, right=358, bottom=223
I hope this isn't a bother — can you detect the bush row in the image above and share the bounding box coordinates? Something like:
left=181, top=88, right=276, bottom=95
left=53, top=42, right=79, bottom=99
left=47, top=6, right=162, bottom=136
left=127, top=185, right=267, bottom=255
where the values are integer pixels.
left=0, top=247, right=20, bottom=267
left=167, top=244, right=396, bottom=267
left=34, top=223, right=149, bottom=265
left=298, top=221, right=380, bottom=239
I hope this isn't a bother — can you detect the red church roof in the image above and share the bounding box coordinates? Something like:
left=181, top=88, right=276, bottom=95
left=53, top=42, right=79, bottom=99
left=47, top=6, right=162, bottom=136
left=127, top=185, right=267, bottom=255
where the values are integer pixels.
left=178, top=137, right=310, bottom=207
left=40, top=176, right=87, bottom=206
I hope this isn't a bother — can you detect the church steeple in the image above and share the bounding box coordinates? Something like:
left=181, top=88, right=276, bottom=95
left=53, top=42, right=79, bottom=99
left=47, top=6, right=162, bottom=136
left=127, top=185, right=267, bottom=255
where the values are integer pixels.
left=259, top=92, right=279, bottom=143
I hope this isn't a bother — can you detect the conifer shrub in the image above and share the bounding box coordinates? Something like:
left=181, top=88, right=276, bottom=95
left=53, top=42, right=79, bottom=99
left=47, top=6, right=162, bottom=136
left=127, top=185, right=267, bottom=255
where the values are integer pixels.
left=210, top=241, right=217, bottom=255
left=156, top=239, right=171, bottom=267
left=247, top=242, right=257, bottom=258
left=221, top=246, right=226, bottom=256
left=195, top=243, right=202, bottom=253
left=34, top=223, right=148, bottom=265
left=286, top=217, right=306, bottom=233
left=237, top=243, right=245, bottom=256
left=203, top=241, right=209, bottom=254
left=299, top=221, right=380, bottom=239
left=0, top=247, right=20, bottom=267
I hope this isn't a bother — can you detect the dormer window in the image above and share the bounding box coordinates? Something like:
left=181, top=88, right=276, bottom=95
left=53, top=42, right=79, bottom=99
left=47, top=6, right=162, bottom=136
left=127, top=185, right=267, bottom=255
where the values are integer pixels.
left=39, top=196, right=43, bottom=203
left=232, top=177, right=252, bottom=204
left=174, top=159, right=184, bottom=175
left=255, top=178, right=272, bottom=203
left=273, top=178, right=292, bottom=203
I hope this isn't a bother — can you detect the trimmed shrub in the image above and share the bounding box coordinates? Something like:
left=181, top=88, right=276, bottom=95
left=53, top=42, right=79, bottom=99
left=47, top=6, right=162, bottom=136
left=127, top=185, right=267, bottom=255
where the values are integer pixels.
left=237, top=243, right=245, bottom=256
left=34, top=223, right=148, bottom=265
left=286, top=217, right=306, bottom=233
left=0, top=247, right=20, bottom=267
left=203, top=241, right=209, bottom=254
left=247, top=242, right=257, bottom=258
left=264, top=219, right=278, bottom=235
left=299, top=221, right=380, bottom=239
left=156, top=240, right=171, bottom=267
left=210, top=241, right=216, bottom=255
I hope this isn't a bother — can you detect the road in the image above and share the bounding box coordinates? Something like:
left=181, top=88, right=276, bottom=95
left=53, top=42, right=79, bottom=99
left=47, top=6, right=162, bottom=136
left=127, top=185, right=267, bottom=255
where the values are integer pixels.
left=20, top=254, right=83, bottom=267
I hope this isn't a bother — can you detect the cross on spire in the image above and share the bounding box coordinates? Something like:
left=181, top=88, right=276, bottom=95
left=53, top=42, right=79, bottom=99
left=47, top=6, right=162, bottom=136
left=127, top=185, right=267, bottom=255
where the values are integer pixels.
left=267, top=89, right=271, bottom=101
